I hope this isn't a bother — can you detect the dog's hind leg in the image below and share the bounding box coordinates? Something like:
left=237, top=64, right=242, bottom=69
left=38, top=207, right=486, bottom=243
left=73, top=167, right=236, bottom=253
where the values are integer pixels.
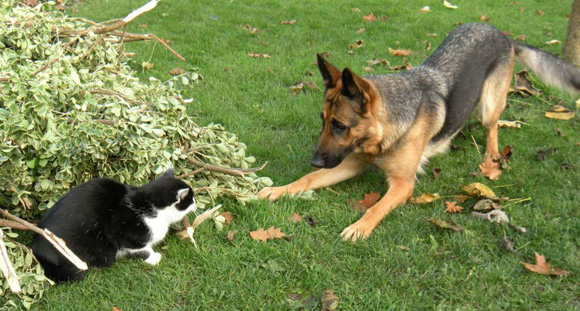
left=478, top=49, right=515, bottom=159
left=258, top=153, right=366, bottom=201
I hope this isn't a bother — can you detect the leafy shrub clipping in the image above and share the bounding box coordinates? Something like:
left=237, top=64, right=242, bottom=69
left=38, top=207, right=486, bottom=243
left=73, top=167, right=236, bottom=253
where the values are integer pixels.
left=0, top=1, right=272, bottom=220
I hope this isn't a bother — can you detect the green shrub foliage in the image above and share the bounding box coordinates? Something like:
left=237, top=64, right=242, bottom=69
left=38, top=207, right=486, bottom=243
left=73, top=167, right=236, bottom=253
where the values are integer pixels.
left=0, top=2, right=272, bottom=220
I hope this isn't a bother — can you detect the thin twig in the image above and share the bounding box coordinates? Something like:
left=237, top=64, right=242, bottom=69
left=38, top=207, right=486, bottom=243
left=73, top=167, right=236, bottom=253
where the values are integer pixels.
left=470, top=134, right=481, bottom=155
left=0, top=220, right=28, bottom=230
left=176, top=168, right=205, bottom=179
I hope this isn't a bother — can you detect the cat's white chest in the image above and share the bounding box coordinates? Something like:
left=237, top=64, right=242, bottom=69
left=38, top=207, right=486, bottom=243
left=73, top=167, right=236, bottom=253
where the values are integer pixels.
left=143, top=216, right=171, bottom=245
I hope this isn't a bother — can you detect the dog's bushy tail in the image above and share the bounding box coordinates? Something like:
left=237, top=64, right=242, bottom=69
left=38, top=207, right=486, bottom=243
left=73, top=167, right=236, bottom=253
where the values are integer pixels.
left=513, top=41, right=580, bottom=94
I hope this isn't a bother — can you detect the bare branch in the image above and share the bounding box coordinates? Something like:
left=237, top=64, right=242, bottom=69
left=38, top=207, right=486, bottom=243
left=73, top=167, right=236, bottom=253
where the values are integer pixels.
left=188, top=157, right=267, bottom=177
left=0, top=229, right=21, bottom=293
left=0, top=209, right=87, bottom=271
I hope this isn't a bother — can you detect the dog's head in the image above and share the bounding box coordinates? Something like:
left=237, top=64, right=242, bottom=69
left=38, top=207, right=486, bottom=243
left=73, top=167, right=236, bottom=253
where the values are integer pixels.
left=310, top=54, right=384, bottom=169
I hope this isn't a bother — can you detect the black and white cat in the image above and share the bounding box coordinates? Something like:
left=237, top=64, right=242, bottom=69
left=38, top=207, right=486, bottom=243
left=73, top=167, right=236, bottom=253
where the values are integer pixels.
left=31, top=168, right=196, bottom=283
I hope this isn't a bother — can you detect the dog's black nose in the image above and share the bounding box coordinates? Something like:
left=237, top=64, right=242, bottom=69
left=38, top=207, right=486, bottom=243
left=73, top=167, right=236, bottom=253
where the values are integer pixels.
left=310, top=154, right=325, bottom=168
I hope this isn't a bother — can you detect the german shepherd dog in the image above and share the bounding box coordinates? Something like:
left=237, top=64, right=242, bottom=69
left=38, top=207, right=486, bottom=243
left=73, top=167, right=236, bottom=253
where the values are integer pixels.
left=258, top=23, right=580, bottom=241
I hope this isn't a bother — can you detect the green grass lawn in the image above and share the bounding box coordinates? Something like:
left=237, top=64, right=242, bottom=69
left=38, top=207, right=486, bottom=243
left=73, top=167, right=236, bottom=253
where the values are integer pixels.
left=34, top=0, right=579, bottom=310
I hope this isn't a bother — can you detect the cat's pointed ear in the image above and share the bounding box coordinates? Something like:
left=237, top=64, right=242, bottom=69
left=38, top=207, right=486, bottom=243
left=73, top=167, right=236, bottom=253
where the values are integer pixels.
left=162, top=167, right=175, bottom=178
left=176, top=188, right=190, bottom=201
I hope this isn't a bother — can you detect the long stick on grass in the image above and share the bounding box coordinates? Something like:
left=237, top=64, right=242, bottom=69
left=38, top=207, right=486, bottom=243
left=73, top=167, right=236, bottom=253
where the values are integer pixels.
left=0, top=209, right=87, bottom=271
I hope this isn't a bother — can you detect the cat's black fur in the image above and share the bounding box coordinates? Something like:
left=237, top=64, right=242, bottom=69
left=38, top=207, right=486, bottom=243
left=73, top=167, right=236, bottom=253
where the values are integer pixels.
left=31, top=168, right=196, bottom=283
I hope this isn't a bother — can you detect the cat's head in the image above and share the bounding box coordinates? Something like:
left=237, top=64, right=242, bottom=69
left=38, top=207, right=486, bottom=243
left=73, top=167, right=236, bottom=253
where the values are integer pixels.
left=141, top=168, right=197, bottom=214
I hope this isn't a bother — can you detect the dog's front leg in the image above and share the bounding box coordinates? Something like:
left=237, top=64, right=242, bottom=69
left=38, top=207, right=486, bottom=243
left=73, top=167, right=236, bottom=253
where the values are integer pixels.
left=258, top=154, right=366, bottom=201
left=340, top=175, right=414, bottom=241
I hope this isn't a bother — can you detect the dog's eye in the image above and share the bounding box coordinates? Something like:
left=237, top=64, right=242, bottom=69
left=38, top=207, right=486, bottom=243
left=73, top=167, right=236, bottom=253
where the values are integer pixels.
left=331, top=119, right=348, bottom=132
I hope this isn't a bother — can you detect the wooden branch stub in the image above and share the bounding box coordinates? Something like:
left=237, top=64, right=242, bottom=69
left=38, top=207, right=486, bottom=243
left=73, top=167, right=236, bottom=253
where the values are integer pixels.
left=187, top=157, right=267, bottom=177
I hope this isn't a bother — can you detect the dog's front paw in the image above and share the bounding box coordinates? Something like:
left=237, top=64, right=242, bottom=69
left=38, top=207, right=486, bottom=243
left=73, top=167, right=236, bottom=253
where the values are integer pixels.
left=144, top=251, right=162, bottom=265
left=340, top=220, right=376, bottom=242
left=257, top=186, right=287, bottom=201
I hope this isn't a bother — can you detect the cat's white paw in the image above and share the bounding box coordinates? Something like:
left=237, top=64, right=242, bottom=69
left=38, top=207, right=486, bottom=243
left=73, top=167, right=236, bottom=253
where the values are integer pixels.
left=144, top=251, right=162, bottom=265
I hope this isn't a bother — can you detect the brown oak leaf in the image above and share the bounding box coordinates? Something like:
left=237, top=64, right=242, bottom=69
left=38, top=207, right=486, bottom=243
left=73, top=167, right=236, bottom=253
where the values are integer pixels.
left=363, top=13, right=376, bottom=21
left=220, top=211, right=233, bottom=224
left=169, top=67, right=185, bottom=75
left=444, top=201, right=463, bottom=213
left=250, top=226, right=286, bottom=242
left=360, top=192, right=380, bottom=207
left=480, top=157, right=503, bottom=180
left=290, top=213, right=302, bottom=223
left=388, top=48, right=412, bottom=56
left=520, top=252, right=571, bottom=276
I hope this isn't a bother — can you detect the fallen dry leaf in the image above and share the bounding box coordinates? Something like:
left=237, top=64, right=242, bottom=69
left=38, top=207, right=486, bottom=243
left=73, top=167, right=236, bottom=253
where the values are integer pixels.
left=26, top=0, right=38, bottom=6
left=347, top=39, right=365, bottom=50
left=141, top=62, right=154, bottom=70
left=461, top=183, right=499, bottom=200
left=445, top=201, right=464, bottom=213
left=290, top=213, right=302, bottom=223
left=545, top=105, right=575, bottom=120
left=321, top=289, right=339, bottom=311
left=479, top=14, right=491, bottom=22
left=363, top=13, right=376, bottom=21
left=545, top=39, right=561, bottom=45
left=498, top=120, right=524, bottom=128
left=248, top=52, right=271, bottom=58
left=419, top=6, right=431, bottom=13
left=169, top=67, right=185, bottom=75
left=536, top=10, right=544, bottom=15
left=425, top=41, right=432, bottom=50
left=242, top=24, right=259, bottom=35
left=367, top=58, right=390, bottom=66
left=220, top=211, right=233, bottom=224
left=443, top=0, right=459, bottom=9
left=514, top=35, right=527, bottom=41
left=431, top=167, right=441, bottom=178
left=226, top=230, right=238, bottom=242
left=388, top=47, right=412, bottom=56
left=348, top=199, right=369, bottom=213
left=356, top=28, right=366, bottom=34
left=512, top=70, right=540, bottom=96
left=363, top=67, right=374, bottom=73
left=537, top=147, right=556, bottom=161
left=280, top=19, right=297, bottom=25
left=480, top=157, right=503, bottom=180
left=520, top=252, right=571, bottom=276
left=250, top=226, right=287, bottom=242
left=473, top=199, right=503, bottom=211
left=428, top=218, right=464, bottom=232
left=352, top=8, right=361, bottom=13
left=410, top=193, right=440, bottom=204
left=360, top=192, right=381, bottom=207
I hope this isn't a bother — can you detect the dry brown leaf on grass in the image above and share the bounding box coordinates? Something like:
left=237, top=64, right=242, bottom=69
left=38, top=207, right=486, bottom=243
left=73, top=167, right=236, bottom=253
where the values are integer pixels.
left=250, top=226, right=287, bottom=242
left=419, top=6, right=431, bottom=13
left=480, top=157, right=503, bottom=180
left=520, top=252, right=571, bottom=276
left=367, top=58, right=390, bottom=66
left=360, top=192, right=381, bottom=207
left=226, top=230, right=238, bottom=242
left=497, top=120, right=524, bottom=128
left=388, top=47, right=412, bottom=56
left=280, top=19, right=296, bottom=25
left=545, top=39, right=561, bottom=45
left=479, top=15, right=491, bottom=22
left=248, top=52, right=271, bottom=58
left=220, top=211, right=233, bottom=224
left=410, top=193, right=440, bottom=204
left=321, top=289, right=339, bottom=311
left=461, top=183, right=500, bottom=200
left=444, top=201, right=463, bottom=213
left=113, top=307, right=123, bottom=311
left=169, top=67, right=185, bottom=75
left=545, top=105, right=575, bottom=120
left=512, top=70, right=541, bottom=96
left=290, top=213, right=302, bottom=223
left=356, top=28, right=365, bottom=34
left=363, top=13, right=376, bottom=21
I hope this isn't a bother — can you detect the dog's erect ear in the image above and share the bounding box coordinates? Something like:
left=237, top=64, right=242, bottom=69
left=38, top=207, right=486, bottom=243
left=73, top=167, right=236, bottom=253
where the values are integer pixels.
left=176, top=188, right=190, bottom=202
left=341, top=68, right=371, bottom=113
left=162, top=167, right=175, bottom=178
left=317, top=54, right=341, bottom=88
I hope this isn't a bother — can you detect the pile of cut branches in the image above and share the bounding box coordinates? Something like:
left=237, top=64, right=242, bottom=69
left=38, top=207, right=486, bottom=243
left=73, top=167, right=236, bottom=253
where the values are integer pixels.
left=0, top=0, right=271, bottom=308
